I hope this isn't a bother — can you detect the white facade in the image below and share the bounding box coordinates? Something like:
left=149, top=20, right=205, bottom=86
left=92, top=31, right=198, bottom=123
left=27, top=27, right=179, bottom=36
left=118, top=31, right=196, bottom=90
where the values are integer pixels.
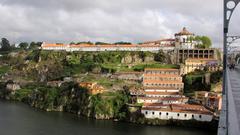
left=41, top=43, right=175, bottom=52
left=144, top=88, right=180, bottom=93
left=174, top=27, right=199, bottom=49
left=141, top=109, right=213, bottom=122
left=41, top=28, right=203, bottom=52
left=145, top=93, right=181, bottom=98
left=137, top=97, right=188, bottom=104
left=175, top=35, right=196, bottom=49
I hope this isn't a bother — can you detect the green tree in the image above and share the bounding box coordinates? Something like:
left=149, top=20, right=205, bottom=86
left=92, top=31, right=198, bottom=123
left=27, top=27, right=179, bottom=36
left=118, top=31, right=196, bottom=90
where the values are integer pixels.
left=154, top=50, right=166, bottom=62
left=19, top=42, right=29, bottom=50
left=0, top=38, right=11, bottom=51
left=29, top=42, right=42, bottom=50
left=95, top=42, right=110, bottom=45
left=201, top=36, right=212, bottom=48
left=77, top=41, right=93, bottom=45
left=114, top=41, right=132, bottom=45
left=70, top=42, right=76, bottom=45
left=195, top=36, right=212, bottom=48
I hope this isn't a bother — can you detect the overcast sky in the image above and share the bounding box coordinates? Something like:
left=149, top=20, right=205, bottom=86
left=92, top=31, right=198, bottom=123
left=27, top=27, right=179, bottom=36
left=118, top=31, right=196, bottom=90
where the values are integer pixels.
left=0, top=0, right=240, bottom=48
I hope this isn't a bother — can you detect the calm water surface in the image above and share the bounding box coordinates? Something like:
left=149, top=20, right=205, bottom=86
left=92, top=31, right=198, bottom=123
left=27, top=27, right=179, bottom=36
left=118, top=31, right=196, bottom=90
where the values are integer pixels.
left=0, top=101, right=216, bottom=135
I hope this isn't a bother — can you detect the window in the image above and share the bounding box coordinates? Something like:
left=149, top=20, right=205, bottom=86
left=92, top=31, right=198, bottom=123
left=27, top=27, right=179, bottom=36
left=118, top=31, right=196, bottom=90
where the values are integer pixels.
left=152, top=112, right=155, bottom=115
left=199, top=115, right=202, bottom=119
left=184, top=114, right=187, bottom=117
left=166, top=113, right=169, bottom=115
left=192, top=115, right=194, bottom=118
left=145, top=111, right=148, bottom=114
left=159, top=112, right=162, bottom=115
left=177, top=113, right=180, bottom=117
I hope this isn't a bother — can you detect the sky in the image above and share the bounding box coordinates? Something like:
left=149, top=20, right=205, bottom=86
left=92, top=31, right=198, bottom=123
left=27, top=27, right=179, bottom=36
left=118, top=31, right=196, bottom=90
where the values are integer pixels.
left=0, top=0, right=240, bottom=48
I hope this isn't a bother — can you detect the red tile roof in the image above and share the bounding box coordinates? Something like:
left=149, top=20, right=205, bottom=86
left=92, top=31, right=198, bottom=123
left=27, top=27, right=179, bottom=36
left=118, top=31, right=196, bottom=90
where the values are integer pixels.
left=145, top=92, right=179, bottom=95
left=144, top=68, right=179, bottom=71
left=143, top=80, right=183, bottom=84
left=142, top=104, right=212, bottom=115
left=138, top=96, right=188, bottom=101
left=144, top=87, right=180, bottom=90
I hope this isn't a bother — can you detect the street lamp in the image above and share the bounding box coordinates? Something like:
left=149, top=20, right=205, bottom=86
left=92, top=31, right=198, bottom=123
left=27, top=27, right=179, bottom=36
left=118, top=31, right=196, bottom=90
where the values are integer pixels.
left=223, top=1, right=240, bottom=135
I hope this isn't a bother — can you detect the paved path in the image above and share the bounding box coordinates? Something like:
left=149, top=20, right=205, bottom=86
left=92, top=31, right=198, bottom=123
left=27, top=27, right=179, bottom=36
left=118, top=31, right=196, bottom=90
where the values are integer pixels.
left=228, top=65, right=240, bottom=135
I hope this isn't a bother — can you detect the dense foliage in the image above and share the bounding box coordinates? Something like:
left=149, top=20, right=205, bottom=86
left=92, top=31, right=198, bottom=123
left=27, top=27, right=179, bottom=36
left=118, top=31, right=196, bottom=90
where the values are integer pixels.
left=0, top=82, right=130, bottom=119
left=195, top=36, right=212, bottom=48
left=183, top=70, right=222, bottom=94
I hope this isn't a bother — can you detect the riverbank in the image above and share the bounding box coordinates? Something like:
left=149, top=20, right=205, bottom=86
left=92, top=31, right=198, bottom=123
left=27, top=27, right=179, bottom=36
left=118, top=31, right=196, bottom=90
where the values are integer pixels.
left=0, top=82, right=218, bottom=132
left=0, top=100, right=217, bottom=135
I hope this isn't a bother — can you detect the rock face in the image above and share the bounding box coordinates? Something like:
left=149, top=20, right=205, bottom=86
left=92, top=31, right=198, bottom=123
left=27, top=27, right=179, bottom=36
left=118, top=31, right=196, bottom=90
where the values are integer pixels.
left=6, top=83, right=20, bottom=91
left=6, top=83, right=21, bottom=94
left=19, top=85, right=129, bottom=120
left=144, top=56, right=154, bottom=62
left=121, top=54, right=152, bottom=64
left=133, top=55, right=143, bottom=63
left=121, top=55, right=133, bottom=64
left=92, top=66, right=101, bottom=74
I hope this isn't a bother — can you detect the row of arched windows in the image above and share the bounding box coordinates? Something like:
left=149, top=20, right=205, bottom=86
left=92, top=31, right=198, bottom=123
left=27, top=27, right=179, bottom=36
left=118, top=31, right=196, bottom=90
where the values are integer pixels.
left=145, top=111, right=202, bottom=119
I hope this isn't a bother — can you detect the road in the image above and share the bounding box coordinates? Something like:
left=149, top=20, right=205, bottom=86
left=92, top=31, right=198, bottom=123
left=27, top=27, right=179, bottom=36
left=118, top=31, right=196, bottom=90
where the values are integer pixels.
left=227, top=65, right=240, bottom=135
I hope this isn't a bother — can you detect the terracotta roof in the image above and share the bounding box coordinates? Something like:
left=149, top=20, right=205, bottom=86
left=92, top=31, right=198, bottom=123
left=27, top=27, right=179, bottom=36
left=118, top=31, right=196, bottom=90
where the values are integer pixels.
left=143, top=103, right=167, bottom=107
left=42, top=43, right=176, bottom=48
left=143, top=80, right=183, bottom=84
left=145, top=92, right=179, bottom=95
left=115, top=72, right=143, bottom=75
left=138, top=96, right=188, bottom=101
left=171, top=104, right=212, bottom=115
left=142, top=104, right=213, bottom=115
left=144, top=87, right=180, bottom=90
left=144, top=68, right=179, bottom=71
left=144, top=74, right=180, bottom=77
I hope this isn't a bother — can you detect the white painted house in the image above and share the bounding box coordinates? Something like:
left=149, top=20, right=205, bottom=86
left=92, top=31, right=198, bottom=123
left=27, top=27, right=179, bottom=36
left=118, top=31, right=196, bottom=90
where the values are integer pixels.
left=41, top=43, right=175, bottom=52
left=141, top=104, right=213, bottom=122
left=137, top=96, right=189, bottom=104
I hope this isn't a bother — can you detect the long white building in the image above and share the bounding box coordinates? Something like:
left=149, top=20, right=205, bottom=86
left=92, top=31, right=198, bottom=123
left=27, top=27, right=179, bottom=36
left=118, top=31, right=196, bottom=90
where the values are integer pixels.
left=41, top=27, right=199, bottom=52
left=141, top=103, right=213, bottom=122
left=41, top=43, right=175, bottom=52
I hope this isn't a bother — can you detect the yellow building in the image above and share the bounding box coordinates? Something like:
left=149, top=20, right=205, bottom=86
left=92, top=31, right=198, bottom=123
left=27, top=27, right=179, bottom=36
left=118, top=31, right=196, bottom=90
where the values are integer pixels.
left=182, top=58, right=220, bottom=74
left=79, top=82, right=105, bottom=95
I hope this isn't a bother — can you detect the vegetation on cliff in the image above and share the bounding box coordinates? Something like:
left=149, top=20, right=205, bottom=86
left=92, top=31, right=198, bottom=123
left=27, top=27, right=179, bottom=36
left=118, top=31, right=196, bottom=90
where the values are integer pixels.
left=0, top=49, right=173, bottom=82
left=183, top=70, right=222, bottom=95
left=0, top=82, right=131, bottom=120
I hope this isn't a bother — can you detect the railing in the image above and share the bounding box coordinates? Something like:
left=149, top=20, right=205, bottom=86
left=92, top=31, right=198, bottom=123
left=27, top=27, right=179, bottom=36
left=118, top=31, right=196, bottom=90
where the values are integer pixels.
left=218, top=67, right=240, bottom=135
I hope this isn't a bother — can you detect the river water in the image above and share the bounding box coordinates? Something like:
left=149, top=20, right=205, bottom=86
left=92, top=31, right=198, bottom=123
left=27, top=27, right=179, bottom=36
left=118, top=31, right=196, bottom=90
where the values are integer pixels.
left=0, top=101, right=216, bottom=135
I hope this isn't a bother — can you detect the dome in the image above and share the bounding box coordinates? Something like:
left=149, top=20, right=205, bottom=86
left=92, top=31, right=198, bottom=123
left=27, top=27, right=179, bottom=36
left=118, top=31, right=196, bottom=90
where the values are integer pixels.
left=175, top=27, right=194, bottom=36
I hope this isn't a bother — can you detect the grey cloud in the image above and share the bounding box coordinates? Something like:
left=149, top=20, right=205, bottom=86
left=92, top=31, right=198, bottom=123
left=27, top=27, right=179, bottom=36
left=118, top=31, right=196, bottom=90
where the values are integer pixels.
left=0, top=0, right=237, bottom=48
